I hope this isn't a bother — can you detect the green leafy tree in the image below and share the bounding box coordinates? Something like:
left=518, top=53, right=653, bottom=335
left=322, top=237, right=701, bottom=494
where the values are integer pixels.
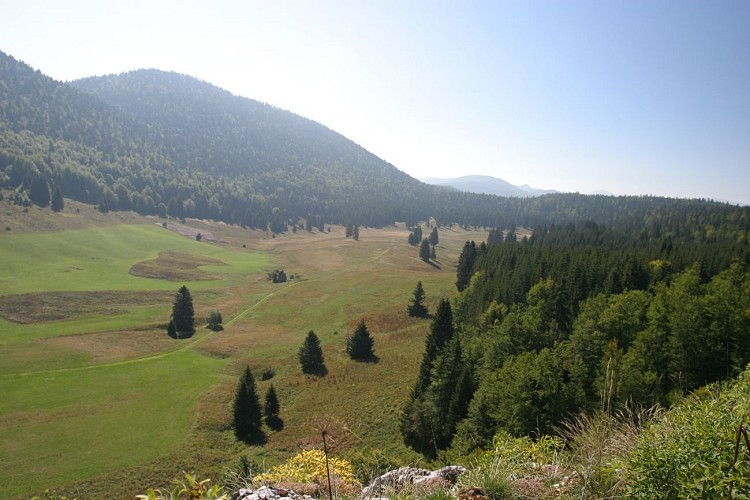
left=299, top=330, right=327, bottom=376
left=419, top=238, right=431, bottom=262
left=347, top=319, right=376, bottom=361
left=171, top=285, right=195, bottom=337
left=232, top=367, right=264, bottom=443
left=207, top=309, right=223, bottom=331
left=51, top=185, right=64, bottom=212
left=407, top=281, right=429, bottom=318
left=264, top=384, right=283, bottom=431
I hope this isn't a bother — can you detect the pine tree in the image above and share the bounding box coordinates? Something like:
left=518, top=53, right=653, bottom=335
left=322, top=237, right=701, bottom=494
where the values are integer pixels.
left=456, top=241, right=477, bottom=291
left=29, top=176, right=50, bottom=207
left=407, top=281, right=429, bottom=318
left=429, top=227, right=439, bottom=246
left=353, top=224, right=360, bottom=241
left=166, top=319, right=177, bottom=338
left=51, top=186, right=64, bottom=212
left=171, top=285, right=195, bottom=337
left=430, top=244, right=436, bottom=260
left=419, top=238, right=431, bottom=262
left=346, top=319, right=376, bottom=361
left=233, top=367, right=264, bottom=443
left=400, top=298, right=456, bottom=457
left=299, top=330, right=327, bottom=375
left=264, top=384, right=283, bottom=431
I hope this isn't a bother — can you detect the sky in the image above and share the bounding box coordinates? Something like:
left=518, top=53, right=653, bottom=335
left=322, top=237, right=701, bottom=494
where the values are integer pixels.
left=1, top=1, right=749, bottom=204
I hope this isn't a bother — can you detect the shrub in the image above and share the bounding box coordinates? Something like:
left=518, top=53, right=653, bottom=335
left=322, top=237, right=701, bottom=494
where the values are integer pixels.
left=136, top=472, right=228, bottom=500
left=261, top=367, right=275, bottom=381
left=254, top=449, right=360, bottom=496
left=627, top=368, right=750, bottom=498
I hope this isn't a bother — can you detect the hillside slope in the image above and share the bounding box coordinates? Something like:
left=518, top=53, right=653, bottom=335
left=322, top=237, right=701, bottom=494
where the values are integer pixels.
left=2, top=50, right=749, bottom=233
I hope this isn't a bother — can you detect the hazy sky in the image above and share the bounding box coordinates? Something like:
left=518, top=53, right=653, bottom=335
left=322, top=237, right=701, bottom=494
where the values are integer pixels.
left=2, top=1, right=749, bottom=204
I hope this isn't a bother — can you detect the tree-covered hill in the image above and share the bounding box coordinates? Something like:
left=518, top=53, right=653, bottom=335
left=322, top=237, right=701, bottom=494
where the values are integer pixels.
left=1, top=49, right=749, bottom=232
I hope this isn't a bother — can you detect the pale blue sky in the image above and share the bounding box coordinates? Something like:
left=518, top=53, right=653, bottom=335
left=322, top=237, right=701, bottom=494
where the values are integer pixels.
left=1, top=1, right=748, bottom=204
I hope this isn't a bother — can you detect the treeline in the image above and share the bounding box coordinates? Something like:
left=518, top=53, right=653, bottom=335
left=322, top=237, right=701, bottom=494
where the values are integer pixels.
left=401, top=221, right=750, bottom=457
left=3, top=50, right=749, bottom=233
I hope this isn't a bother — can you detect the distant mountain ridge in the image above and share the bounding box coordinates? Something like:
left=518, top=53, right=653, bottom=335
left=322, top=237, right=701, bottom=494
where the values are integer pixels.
left=422, top=175, right=557, bottom=197
left=2, top=49, right=747, bottom=234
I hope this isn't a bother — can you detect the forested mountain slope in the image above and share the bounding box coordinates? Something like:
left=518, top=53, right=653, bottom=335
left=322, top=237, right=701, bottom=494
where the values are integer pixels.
left=1, top=50, right=748, bottom=232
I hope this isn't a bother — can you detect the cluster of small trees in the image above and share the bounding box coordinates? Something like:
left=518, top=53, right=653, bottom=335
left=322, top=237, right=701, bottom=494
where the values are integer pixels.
left=167, top=286, right=224, bottom=337
left=298, top=320, right=377, bottom=376
left=268, top=269, right=287, bottom=283
left=232, top=367, right=283, bottom=444
left=345, top=223, right=360, bottom=240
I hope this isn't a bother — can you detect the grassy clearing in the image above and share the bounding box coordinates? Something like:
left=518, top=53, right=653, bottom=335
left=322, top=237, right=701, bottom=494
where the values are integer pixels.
left=0, top=224, right=268, bottom=296
left=0, top=350, right=226, bottom=499
left=0, top=211, right=487, bottom=498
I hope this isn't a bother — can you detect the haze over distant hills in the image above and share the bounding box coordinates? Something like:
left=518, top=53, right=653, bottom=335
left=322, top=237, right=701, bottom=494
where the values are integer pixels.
left=1, top=49, right=747, bottom=233
left=422, top=175, right=558, bottom=197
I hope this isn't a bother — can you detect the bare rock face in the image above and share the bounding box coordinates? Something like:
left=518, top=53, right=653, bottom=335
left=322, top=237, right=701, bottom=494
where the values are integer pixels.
left=359, top=465, right=467, bottom=498
left=234, top=485, right=313, bottom=500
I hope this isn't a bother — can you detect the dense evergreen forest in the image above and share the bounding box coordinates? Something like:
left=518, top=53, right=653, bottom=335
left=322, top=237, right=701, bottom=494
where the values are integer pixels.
left=2, top=50, right=748, bottom=233
left=401, top=220, right=750, bottom=457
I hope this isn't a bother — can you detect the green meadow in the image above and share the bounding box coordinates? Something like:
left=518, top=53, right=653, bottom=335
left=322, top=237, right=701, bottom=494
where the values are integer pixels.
left=0, top=212, right=485, bottom=499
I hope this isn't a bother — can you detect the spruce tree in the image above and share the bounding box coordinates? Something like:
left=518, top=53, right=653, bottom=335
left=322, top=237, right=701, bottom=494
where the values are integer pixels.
left=171, top=285, right=195, bottom=337
left=347, top=319, right=376, bottom=361
left=429, top=227, right=439, bottom=246
left=264, top=384, right=283, bottom=430
left=400, top=298, right=456, bottom=457
left=353, top=224, right=360, bottom=241
left=455, top=241, right=477, bottom=291
left=419, top=238, right=431, bottom=262
left=29, top=176, right=50, bottom=207
left=166, top=319, right=177, bottom=338
left=51, top=186, right=64, bottom=212
left=407, top=281, right=429, bottom=318
left=299, top=330, right=327, bottom=375
left=233, top=367, right=264, bottom=443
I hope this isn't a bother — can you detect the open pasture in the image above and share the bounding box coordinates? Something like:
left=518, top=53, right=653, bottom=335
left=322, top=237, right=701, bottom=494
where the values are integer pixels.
left=0, top=210, right=487, bottom=498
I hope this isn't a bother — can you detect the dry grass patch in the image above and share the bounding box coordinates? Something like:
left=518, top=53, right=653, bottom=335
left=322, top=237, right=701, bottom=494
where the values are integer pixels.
left=42, top=328, right=178, bottom=363
left=0, top=290, right=173, bottom=323
left=129, top=251, right=226, bottom=281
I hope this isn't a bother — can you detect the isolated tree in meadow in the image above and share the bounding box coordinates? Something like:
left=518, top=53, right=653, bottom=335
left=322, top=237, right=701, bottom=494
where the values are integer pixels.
left=407, top=281, right=429, bottom=318
left=207, top=309, right=223, bottom=331
left=171, top=285, right=195, bottom=337
left=347, top=319, right=376, bottom=361
left=233, top=367, right=264, bottom=443
left=419, top=238, right=431, bottom=262
left=51, top=185, right=64, bottom=212
left=429, top=226, right=439, bottom=246
left=264, top=384, right=283, bottom=431
left=29, top=176, right=50, bottom=207
left=353, top=224, right=360, bottom=241
left=299, top=330, right=327, bottom=376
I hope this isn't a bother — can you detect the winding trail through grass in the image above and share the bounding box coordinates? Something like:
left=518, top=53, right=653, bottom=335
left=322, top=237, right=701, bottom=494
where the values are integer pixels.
left=1, top=244, right=398, bottom=378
